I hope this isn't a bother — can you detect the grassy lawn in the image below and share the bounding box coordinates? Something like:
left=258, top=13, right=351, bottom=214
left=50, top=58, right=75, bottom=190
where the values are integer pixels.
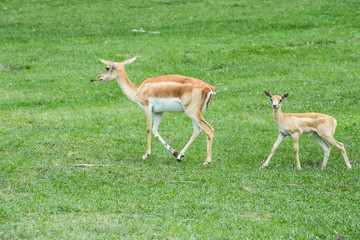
left=1, top=0, right=359, bottom=239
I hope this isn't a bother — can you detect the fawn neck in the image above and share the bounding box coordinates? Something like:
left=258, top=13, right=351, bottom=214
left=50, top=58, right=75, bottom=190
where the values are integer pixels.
left=273, top=105, right=284, bottom=126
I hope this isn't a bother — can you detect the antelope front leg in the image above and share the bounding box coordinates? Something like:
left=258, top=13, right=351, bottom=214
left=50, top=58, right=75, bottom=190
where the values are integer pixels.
left=152, top=113, right=178, bottom=157
left=142, top=106, right=152, bottom=160
left=262, top=133, right=285, bottom=168
left=291, top=133, right=301, bottom=170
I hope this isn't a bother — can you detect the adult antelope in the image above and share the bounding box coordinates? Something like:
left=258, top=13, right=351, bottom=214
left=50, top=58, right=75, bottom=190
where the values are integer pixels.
left=262, top=91, right=351, bottom=170
left=98, top=57, right=215, bottom=165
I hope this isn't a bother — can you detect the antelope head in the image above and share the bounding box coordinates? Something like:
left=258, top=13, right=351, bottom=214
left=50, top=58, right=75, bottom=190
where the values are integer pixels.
left=264, top=91, right=288, bottom=110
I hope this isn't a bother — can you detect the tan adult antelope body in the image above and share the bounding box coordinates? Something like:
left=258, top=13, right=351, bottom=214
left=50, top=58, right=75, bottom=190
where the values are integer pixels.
left=98, top=57, right=215, bottom=165
left=262, top=91, right=351, bottom=170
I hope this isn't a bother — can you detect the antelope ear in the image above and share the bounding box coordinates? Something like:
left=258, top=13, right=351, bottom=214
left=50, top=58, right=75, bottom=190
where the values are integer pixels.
left=264, top=91, right=272, bottom=98
left=100, top=59, right=112, bottom=65
left=122, top=57, right=137, bottom=67
left=282, top=93, right=289, bottom=99
left=100, top=59, right=117, bottom=69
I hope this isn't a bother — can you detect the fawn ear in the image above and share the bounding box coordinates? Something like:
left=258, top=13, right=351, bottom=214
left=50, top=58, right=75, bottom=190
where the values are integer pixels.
left=264, top=91, right=272, bottom=98
left=122, top=57, right=137, bottom=67
left=282, top=93, right=289, bottom=99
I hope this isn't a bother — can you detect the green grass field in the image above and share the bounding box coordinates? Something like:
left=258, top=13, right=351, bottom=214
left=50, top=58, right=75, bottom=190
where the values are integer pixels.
left=1, top=0, right=359, bottom=239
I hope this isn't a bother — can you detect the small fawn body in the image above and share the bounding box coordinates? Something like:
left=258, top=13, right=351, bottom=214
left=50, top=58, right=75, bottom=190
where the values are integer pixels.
left=263, top=91, right=351, bottom=170
left=98, top=57, right=215, bottom=165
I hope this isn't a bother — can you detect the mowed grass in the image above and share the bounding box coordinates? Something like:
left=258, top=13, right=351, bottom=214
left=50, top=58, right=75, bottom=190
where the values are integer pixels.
left=1, top=0, right=360, bottom=239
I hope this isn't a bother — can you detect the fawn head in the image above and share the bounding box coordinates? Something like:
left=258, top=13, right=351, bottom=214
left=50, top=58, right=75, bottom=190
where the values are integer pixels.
left=264, top=91, right=288, bottom=110
left=99, top=57, right=137, bottom=82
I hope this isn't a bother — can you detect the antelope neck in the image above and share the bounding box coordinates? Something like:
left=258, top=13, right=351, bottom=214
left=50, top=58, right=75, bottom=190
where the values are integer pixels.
left=115, top=70, right=138, bottom=100
left=273, top=106, right=284, bottom=125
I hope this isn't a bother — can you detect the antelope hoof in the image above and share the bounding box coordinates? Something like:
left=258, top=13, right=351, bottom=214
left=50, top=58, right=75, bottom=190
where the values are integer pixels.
left=142, top=153, right=150, bottom=160
left=296, top=166, right=301, bottom=170
left=173, top=151, right=179, bottom=158
left=203, top=161, right=211, bottom=166
left=177, top=155, right=184, bottom=161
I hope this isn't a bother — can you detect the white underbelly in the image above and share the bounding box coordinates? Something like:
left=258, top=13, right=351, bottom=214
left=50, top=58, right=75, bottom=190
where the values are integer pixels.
left=149, top=97, right=184, bottom=113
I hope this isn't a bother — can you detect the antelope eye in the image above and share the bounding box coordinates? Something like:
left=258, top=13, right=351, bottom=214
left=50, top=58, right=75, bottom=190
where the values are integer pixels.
left=106, top=66, right=110, bottom=71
